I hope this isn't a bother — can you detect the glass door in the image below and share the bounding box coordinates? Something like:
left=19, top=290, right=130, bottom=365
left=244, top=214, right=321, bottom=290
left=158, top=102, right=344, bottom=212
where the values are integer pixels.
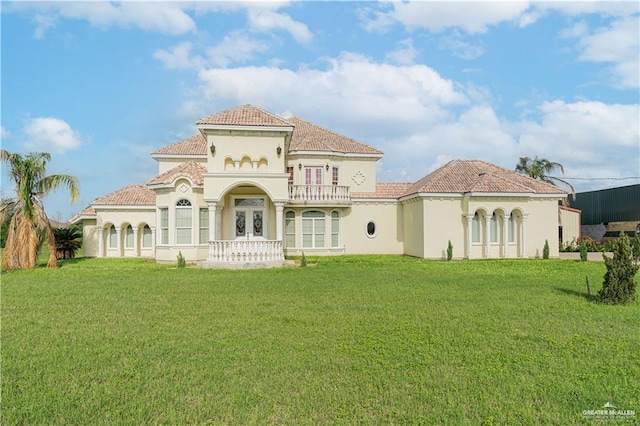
left=233, top=198, right=266, bottom=240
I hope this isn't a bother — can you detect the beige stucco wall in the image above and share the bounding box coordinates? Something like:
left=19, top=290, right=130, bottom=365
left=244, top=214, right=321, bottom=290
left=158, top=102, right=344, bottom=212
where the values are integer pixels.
left=422, top=197, right=466, bottom=259
left=80, top=219, right=98, bottom=257
left=97, top=208, right=156, bottom=258
left=341, top=201, right=404, bottom=255
left=559, top=208, right=581, bottom=245
left=402, top=198, right=424, bottom=258
left=286, top=154, right=379, bottom=193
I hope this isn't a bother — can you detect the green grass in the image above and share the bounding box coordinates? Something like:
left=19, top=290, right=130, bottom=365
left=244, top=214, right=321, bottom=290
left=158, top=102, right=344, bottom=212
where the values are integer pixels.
left=2, top=256, right=639, bottom=424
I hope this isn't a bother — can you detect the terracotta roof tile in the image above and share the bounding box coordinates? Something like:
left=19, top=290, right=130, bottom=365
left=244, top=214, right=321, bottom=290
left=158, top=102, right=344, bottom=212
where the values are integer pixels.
left=288, top=117, right=383, bottom=155
left=151, top=134, right=207, bottom=156
left=69, top=206, right=96, bottom=224
left=92, top=185, right=156, bottom=206
left=352, top=183, right=412, bottom=199
left=197, top=104, right=293, bottom=127
left=404, top=160, right=567, bottom=196
left=146, top=161, right=206, bottom=186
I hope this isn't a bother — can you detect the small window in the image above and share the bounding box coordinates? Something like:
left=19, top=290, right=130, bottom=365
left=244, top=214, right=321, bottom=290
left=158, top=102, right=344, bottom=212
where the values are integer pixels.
left=472, top=212, right=481, bottom=243
left=509, top=214, right=516, bottom=243
left=125, top=225, right=134, bottom=248
left=285, top=211, right=295, bottom=248
left=160, top=208, right=169, bottom=244
left=332, top=167, right=339, bottom=186
left=331, top=211, right=340, bottom=247
left=142, top=225, right=152, bottom=248
left=287, top=166, right=294, bottom=185
left=490, top=214, right=498, bottom=243
left=366, top=221, right=376, bottom=238
left=108, top=225, right=117, bottom=248
left=199, top=208, right=209, bottom=244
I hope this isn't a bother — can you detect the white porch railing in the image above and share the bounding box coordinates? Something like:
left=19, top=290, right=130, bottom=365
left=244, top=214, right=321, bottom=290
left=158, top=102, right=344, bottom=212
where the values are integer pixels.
left=208, top=240, right=283, bottom=263
left=288, top=185, right=350, bottom=203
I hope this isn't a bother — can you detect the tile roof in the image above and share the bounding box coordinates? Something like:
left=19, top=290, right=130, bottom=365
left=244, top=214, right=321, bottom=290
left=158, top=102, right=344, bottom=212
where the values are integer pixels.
left=352, top=183, right=412, bottom=199
left=92, top=185, right=156, bottom=206
left=151, top=134, right=207, bottom=156
left=288, top=117, right=383, bottom=155
left=404, top=160, right=567, bottom=196
left=69, top=206, right=96, bottom=224
left=147, top=161, right=207, bottom=186
left=196, top=104, right=293, bottom=127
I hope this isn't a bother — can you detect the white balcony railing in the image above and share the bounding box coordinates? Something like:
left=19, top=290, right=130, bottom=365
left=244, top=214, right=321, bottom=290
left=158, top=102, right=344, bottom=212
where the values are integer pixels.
left=208, top=240, right=283, bottom=263
left=288, top=185, right=351, bottom=203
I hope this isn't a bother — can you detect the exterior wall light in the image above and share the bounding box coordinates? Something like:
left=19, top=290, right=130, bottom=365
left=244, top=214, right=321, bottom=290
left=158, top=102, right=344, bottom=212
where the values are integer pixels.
left=298, top=163, right=302, bottom=170
left=277, top=145, right=282, bottom=157
left=210, top=144, right=216, bottom=155
left=326, top=163, right=330, bottom=171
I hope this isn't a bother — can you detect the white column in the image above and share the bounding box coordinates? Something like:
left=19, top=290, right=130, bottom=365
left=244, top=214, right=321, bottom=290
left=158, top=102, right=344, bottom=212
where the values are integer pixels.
left=485, top=214, right=492, bottom=258
left=133, top=228, right=139, bottom=257
left=207, top=202, right=217, bottom=242
left=97, top=226, right=104, bottom=257
left=521, top=214, right=528, bottom=258
left=115, top=227, right=122, bottom=257
left=465, top=214, right=473, bottom=259
left=275, top=202, right=284, bottom=241
left=150, top=226, right=156, bottom=256
left=215, top=207, right=222, bottom=240
left=503, top=215, right=510, bottom=258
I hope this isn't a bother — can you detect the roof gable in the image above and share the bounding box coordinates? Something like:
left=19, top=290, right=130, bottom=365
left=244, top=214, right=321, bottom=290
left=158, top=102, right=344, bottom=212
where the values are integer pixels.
left=196, top=104, right=293, bottom=127
left=288, top=117, right=383, bottom=155
left=147, top=161, right=207, bottom=186
left=404, top=160, right=567, bottom=196
left=151, top=134, right=207, bottom=156
left=92, top=185, right=156, bottom=206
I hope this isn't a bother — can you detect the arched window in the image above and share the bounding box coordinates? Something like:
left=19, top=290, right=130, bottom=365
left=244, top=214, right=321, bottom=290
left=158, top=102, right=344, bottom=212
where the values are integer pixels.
left=331, top=211, right=340, bottom=247
left=176, top=199, right=192, bottom=244
left=285, top=211, right=295, bottom=248
left=125, top=225, right=134, bottom=248
left=302, top=211, right=325, bottom=248
left=490, top=213, right=498, bottom=243
left=366, top=221, right=376, bottom=238
left=509, top=213, right=517, bottom=243
left=108, top=225, right=117, bottom=248
left=142, top=225, right=152, bottom=248
left=472, top=212, right=481, bottom=243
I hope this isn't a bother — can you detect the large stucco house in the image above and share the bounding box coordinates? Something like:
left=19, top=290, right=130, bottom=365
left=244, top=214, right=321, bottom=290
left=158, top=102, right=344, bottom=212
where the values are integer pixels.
left=71, top=104, right=569, bottom=266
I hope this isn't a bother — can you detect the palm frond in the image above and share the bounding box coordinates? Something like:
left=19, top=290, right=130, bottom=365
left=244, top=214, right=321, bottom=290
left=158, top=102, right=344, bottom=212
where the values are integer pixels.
left=36, top=174, right=80, bottom=203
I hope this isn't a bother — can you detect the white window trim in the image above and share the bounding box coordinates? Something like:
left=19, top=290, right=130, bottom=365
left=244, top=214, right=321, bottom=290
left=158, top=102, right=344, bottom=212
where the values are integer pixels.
left=175, top=199, right=193, bottom=245
left=302, top=210, right=326, bottom=248
left=365, top=219, right=377, bottom=239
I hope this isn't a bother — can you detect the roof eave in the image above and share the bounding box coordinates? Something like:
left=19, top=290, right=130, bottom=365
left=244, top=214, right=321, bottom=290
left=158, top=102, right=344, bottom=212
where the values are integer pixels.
left=287, top=150, right=383, bottom=158
left=197, top=124, right=294, bottom=132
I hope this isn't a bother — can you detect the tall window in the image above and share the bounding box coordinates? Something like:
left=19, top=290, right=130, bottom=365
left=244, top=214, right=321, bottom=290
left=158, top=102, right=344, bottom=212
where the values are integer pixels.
left=125, top=225, right=134, bottom=248
left=472, top=212, right=481, bottom=243
left=142, top=225, right=152, bottom=248
left=176, top=199, right=192, bottom=244
left=302, top=210, right=325, bottom=248
left=509, top=214, right=517, bottom=243
left=331, top=211, right=340, bottom=247
left=199, top=208, right=209, bottom=244
left=490, top=214, right=498, bottom=243
left=305, top=167, right=322, bottom=185
left=108, top=225, right=117, bottom=248
left=332, top=167, right=339, bottom=186
left=160, top=208, right=168, bottom=244
left=285, top=211, right=295, bottom=248
left=287, top=166, right=294, bottom=185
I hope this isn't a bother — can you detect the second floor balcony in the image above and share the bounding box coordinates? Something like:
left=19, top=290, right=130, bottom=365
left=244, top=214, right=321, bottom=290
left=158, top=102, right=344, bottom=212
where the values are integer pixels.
left=288, top=184, right=351, bottom=205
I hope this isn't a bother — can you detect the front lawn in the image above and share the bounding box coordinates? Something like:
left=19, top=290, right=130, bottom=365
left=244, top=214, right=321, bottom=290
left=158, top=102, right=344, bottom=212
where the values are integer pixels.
left=2, top=256, right=638, bottom=424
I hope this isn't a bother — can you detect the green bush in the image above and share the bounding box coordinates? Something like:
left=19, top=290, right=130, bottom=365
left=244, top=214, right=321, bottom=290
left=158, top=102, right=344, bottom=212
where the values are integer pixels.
left=177, top=251, right=186, bottom=268
left=542, top=240, right=549, bottom=259
left=579, top=240, right=588, bottom=262
left=300, top=251, right=307, bottom=267
left=598, top=233, right=639, bottom=305
left=446, top=240, right=453, bottom=261
left=632, top=234, right=640, bottom=264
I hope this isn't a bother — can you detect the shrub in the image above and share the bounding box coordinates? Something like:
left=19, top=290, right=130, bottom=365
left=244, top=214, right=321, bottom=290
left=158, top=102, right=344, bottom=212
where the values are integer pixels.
left=579, top=236, right=598, bottom=252
left=632, top=234, right=640, bottom=264
left=446, top=240, right=453, bottom=261
left=598, top=233, right=639, bottom=305
left=579, top=239, right=588, bottom=262
left=542, top=240, right=549, bottom=259
left=53, top=226, right=83, bottom=260
left=177, top=251, right=186, bottom=268
left=300, top=251, right=307, bottom=267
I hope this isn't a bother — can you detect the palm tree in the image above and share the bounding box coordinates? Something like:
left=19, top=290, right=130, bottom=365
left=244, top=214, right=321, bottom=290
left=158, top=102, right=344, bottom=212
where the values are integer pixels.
left=53, top=226, right=83, bottom=260
left=1, top=150, right=79, bottom=270
left=515, top=156, right=575, bottom=200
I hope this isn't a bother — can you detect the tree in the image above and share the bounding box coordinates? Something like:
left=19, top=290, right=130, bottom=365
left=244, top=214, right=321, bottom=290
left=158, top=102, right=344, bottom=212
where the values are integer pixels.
left=1, top=150, right=79, bottom=270
left=53, top=226, right=83, bottom=260
left=515, top=156, right=575, bottom=201
left=598, top=233, right=639, bottom=305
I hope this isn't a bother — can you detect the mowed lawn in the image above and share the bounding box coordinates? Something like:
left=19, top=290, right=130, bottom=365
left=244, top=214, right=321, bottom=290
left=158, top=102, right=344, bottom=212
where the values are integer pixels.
left=2, top=256, right=639, bottom=425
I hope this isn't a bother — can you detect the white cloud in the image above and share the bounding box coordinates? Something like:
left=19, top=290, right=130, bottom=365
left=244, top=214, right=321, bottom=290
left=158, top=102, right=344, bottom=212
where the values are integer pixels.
left=23, top=117, right=84, bottom=154
left=386, top=38, right=418, bottom=65
left=575, top=17, right=640, bottom=88
left=154, top=42, right=204, bottom=70
left=439, top=32, right=485, bottom=60
left=207, top=33, right=270, bottom=67
left=247, top=8, right=313, bottom=44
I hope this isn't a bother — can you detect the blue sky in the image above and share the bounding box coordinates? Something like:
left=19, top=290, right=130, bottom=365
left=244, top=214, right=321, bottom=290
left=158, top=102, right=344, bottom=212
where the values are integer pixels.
left=1, top=1, right=639, bottom=220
